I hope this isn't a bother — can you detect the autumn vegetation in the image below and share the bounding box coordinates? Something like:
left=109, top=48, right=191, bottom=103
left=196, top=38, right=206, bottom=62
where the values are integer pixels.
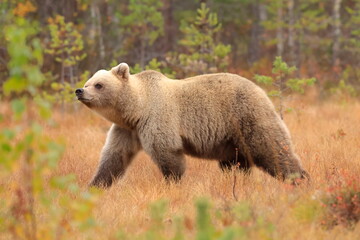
left=1, top=0, right=360, bottom=239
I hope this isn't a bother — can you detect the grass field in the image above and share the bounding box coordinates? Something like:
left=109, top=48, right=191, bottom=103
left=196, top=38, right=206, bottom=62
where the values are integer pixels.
left=3, top=98, right=360, bottom=239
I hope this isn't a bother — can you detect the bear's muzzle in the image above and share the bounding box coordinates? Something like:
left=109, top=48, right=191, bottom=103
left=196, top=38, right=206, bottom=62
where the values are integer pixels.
left=75, top=88, right=84, bottom=97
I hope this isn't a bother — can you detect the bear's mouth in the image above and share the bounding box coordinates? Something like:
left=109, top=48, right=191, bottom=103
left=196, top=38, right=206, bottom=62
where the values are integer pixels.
left=77, top=97, right=92, bottom=103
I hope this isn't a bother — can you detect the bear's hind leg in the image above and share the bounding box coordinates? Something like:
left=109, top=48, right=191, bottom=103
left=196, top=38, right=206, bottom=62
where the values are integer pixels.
left=90, top=125, right=141, bottom=188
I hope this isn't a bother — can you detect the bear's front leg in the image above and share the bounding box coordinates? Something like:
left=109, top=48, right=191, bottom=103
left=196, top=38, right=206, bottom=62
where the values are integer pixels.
left=89, top=124, right=141, bottom=188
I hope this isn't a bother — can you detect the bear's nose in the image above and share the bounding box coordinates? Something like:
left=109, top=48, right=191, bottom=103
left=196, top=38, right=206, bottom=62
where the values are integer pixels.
left=75, top=88, right=84, bottom=96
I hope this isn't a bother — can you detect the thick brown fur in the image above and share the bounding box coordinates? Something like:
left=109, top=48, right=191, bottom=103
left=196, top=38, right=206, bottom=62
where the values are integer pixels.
left=76, top=63, right=309, bottom=188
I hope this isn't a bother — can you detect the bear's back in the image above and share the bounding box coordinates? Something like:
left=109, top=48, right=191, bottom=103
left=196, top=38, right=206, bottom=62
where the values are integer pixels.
left=155, top=73, right=273, bottom=158
left=173, top=73, right=267, bottom=107
left=181, top=73, right=253, bottom=91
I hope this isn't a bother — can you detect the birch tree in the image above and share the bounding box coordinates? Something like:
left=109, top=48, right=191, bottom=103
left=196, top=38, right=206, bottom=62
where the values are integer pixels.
left=332, top=0, right=342, bottom=68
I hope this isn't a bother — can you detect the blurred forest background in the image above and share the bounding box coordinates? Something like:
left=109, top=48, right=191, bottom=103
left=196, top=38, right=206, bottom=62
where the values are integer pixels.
left=1, top=1, right=360, bottom=239
left=1, top=0, right=360, bottom=97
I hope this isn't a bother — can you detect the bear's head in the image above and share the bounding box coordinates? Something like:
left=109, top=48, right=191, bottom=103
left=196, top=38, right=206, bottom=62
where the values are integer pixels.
left=75, top=63, right=130, bottom=109
left=75, top=63, right=135, bottom=126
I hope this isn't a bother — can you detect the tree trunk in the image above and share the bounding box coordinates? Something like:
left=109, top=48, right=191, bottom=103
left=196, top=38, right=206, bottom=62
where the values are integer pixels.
left=61, top=58, right=65, bottom=113
left=276, top=1, right=284, bottom=57
left=140, top=38, right=146, bottom=70
left=162, top=0, right=174, bottom=53
left=95, top=5, right=105, bottom=68
left=248, top=1, right=261, bottom=64
left=72, top=65, right=79, bottom=111
left=69, top=66, right=74, bottom=86
left=332, top=0, right=342, bottom=68
left=89, top=3, right=105, bottom=69
left=287, top=0, right=296, bottom=66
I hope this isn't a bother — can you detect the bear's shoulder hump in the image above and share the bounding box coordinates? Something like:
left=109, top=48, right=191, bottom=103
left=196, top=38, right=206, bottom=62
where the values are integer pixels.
left=134, top=70, right=166, bottom=81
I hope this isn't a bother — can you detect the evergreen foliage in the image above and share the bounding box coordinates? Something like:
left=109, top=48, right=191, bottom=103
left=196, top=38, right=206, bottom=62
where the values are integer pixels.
left=255, top=56, right=316, bottom=118
left=176, top=3, right=231, bottom=76
left=119, top=0, right=164, bottom=69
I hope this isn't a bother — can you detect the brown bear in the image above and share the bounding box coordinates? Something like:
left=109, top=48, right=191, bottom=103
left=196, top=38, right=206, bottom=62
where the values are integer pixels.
left=75, top=63, right=309, bottom=188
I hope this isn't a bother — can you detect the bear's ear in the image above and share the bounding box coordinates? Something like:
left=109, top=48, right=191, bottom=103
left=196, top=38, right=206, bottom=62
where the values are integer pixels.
left=111, top=63, right=130, bottom=81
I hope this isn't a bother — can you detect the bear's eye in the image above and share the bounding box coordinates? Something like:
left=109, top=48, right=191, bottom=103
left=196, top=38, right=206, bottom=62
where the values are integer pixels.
left=95, top=83, right=103, bottom=90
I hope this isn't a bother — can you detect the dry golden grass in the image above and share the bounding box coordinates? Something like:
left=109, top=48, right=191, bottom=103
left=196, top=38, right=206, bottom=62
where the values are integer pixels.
left=8, top=98, right=360, bottom=239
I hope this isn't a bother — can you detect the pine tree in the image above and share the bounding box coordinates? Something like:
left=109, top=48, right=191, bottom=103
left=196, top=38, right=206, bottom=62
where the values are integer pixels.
left=176, top=3, right=231, bottom=77
left=119, top=0, right=164, bottom=69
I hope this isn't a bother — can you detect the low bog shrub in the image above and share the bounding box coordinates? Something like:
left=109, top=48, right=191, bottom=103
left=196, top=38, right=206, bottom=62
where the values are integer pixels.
left=321, top=169, right=360, bottom=229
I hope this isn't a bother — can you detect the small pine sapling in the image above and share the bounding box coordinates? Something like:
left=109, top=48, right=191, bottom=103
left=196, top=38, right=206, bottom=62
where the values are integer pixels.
left=254, top=56, right=316, bottom=119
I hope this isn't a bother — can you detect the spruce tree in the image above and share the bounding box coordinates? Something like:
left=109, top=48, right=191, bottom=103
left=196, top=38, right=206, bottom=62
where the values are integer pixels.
left=176, top=3, right=231, bottom=77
